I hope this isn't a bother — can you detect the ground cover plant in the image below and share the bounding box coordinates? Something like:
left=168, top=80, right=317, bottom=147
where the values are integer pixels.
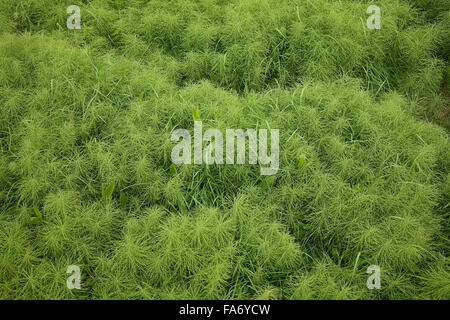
left=0, top=0, right=449, bottom=299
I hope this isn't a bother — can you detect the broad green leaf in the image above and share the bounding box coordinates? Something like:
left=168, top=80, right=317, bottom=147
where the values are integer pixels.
left=33, top=205, right=42, bottom=219
left=102, top=181, right=115, bottom=200
left=192, top=104, right=201, bottom=121
left=261, top=175, right=277, bottom=190
left=297, top=153, right=306, bottom=168
left=119, top=192, right=128, bottom=208
left=169, top=163, right=177, bottom=176
left=30, top=206, right=43, bottom=225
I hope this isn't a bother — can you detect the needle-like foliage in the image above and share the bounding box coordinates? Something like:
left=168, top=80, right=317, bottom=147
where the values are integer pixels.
left=0, top=0, right=449, bottom=300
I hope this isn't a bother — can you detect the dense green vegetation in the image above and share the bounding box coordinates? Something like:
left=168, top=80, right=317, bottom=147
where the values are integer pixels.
left=0, top=0, right=449, bottom=299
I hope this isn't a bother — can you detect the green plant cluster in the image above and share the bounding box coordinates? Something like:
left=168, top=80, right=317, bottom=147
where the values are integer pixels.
left=0, top=0, right=449, bottom=299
